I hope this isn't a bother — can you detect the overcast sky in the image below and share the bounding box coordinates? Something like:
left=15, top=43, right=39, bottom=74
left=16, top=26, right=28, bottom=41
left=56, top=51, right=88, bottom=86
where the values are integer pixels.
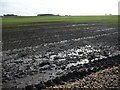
left=0, top=0, right=119, bottom=16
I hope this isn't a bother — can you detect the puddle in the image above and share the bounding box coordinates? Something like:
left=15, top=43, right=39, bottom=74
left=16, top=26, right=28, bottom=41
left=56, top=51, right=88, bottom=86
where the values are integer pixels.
left=67, top=59, right=89, bottom=68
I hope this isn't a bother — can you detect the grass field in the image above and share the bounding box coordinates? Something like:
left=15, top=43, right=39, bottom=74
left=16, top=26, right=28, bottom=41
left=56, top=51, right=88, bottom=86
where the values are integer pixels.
left=2, top=15, right=118, bottom=26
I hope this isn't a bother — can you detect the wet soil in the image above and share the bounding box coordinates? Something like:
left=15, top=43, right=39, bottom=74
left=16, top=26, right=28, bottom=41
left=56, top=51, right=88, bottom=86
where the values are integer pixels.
left=2, top=22, right=120, bottom=89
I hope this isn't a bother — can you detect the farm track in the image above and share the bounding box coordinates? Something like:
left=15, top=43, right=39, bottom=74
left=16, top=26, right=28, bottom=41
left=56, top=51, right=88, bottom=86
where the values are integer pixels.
left=2, top=22, right=120, bottom=89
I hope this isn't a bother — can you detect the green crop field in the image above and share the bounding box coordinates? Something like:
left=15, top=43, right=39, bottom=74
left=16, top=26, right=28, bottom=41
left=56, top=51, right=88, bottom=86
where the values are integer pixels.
left=2, top=15, right=118, bottom=26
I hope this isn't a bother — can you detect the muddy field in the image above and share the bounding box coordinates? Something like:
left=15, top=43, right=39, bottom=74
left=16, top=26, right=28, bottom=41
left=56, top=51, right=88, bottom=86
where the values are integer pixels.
left=2, top=22, right=120, bottom=89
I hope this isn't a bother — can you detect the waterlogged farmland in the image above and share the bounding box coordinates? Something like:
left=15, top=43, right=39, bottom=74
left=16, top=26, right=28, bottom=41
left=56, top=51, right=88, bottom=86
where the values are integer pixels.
left=2, top=16, right=120, bottom=89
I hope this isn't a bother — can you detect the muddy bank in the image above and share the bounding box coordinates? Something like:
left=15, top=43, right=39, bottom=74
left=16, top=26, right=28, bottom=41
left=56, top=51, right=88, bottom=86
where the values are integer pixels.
left=22, top=55, right=120, bottom=90
left=49, top=65, right=120, bottom=89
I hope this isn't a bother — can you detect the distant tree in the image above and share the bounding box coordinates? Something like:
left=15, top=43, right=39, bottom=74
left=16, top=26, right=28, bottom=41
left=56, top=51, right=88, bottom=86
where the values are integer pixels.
left=37, top=14, right=55, bottom=16
left=57, top=14, right=60, bottom=16
left=3, top=14, right=17, bottom=17
left=105, top=13, right=107, bottom=16
left=109, top=13, right=112, bottom=16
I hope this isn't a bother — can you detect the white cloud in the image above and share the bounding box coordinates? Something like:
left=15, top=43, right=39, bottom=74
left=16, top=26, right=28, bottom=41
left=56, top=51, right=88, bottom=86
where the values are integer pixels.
left=0, top=0, right=119, bottom=16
